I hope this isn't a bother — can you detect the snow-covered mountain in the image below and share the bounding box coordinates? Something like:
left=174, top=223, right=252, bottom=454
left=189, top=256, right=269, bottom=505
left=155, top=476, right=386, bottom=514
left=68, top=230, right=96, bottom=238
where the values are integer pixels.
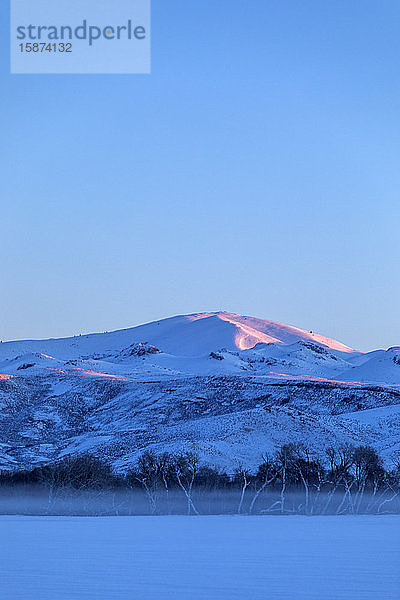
left=0, top=310, right=356, bottom=359
left=1, top=312, right=399, bottom=471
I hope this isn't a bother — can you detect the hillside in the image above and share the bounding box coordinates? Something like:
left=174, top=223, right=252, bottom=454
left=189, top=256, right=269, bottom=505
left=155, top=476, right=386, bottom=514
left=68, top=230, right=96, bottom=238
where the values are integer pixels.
left=0, top=312, right=399, bottom=471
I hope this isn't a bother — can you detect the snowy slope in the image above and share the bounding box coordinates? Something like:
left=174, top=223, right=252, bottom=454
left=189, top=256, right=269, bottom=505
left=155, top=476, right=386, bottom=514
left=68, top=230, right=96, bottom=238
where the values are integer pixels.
left=0, top=311, right=399, bottom=471
left=341, top=347, right=400, bottom=386
left=0, top=311, right=357, bottom=361
left=0, top=311, right=367, bottom=383
left=186, top=312, right=356, bottom=352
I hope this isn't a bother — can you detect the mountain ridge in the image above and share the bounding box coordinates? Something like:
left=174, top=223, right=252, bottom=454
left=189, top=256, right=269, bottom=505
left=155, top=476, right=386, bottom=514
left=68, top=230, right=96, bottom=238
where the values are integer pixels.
left=0, top=311, right=399, bottom=472
left=0, top=310, right=358, bottom=358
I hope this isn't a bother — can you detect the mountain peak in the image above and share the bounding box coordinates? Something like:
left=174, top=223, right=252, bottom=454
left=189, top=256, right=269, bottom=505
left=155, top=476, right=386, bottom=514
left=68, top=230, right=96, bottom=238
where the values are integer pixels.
left=0, top=311, right=357, bottom=362
left=183, top=311, right=356, bottom=353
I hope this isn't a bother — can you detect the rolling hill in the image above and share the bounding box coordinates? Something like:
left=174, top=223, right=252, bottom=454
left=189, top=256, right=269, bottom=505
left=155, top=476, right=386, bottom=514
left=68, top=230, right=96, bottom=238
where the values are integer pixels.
left=0, top=312, right=399, bottom=471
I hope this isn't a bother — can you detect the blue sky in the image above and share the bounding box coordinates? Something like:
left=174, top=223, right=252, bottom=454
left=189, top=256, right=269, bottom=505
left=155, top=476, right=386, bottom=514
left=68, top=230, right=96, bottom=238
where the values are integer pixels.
left=1, top=1, right=399, bottom=350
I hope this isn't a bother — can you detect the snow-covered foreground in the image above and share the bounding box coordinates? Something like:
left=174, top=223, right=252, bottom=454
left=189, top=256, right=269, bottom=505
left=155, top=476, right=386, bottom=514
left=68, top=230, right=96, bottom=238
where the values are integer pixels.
left=1, top=515, right=399, bottom=600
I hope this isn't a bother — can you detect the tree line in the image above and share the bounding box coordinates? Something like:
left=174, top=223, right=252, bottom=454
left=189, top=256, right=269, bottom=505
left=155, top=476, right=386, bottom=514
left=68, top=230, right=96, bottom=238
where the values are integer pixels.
left=1, top=443, right=399, bottom=516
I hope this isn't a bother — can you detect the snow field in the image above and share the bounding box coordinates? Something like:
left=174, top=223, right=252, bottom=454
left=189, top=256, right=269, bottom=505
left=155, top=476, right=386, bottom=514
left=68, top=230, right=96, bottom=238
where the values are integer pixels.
left=1, top=515, right=399, bottom=600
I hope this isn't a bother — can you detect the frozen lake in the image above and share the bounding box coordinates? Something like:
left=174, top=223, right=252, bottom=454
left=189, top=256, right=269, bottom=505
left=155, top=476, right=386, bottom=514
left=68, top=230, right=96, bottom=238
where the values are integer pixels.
left=1, top=515, right=399, bottom=599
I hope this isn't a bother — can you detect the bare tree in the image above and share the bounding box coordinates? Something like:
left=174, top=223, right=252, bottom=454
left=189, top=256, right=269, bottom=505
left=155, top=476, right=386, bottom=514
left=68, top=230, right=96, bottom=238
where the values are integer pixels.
left=172, top=452, right=199, bottom=515
left=336, top=479, right=355, bottom=515
left=323, top=446, right=354, bottom=515
left=249, top=454, right=276, bottom=514
left=276, top=446, right=289, bottom=514
left=133, top=451, right=161, bottom=514
left=235, top=466, right=251, bottom=514
left=352, top=446, right=384, bottom=513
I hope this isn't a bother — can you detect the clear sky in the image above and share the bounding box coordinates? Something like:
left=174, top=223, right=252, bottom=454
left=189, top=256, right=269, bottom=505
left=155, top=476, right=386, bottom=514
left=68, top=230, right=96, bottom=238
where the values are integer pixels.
left=1, top=1, right=399, bottom=351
